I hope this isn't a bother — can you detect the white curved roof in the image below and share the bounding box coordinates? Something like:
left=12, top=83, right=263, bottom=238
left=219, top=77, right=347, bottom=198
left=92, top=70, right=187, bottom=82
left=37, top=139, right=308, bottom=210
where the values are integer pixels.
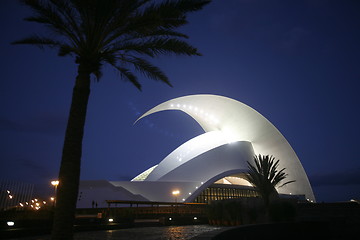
left=136, top=94, right=315, bottom=202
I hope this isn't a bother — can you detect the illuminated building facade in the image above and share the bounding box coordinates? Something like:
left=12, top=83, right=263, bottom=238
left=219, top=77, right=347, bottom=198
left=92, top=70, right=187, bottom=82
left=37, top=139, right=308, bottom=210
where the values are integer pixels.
left=78, top=94, right=315, bottom=208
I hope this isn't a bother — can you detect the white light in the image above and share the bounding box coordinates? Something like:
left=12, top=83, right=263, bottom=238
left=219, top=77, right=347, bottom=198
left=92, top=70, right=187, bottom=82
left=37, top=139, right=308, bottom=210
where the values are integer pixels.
left=170, top=104, right=174, bottom=107
left=176, top=104, right=180, bottom=107
left=193, top=217, right=197, bottom=220
left=182, top=198, right=185, bottom=201
left=108, top=218, right=114, bottom=222
left=189, top=192, right=191, bottom=195
left=201, top=182, right=203, bottom=184
left=172, top=190, right=180, bottom=195
left=183, top=104, right=186, bottom=108
left=169, top=217, right=172, bottom=221
left=7, top=221, right=15, bottom=227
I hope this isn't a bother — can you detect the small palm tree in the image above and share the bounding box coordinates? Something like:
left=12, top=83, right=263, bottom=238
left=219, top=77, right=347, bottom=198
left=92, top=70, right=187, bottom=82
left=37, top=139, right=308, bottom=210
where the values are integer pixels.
left=245, top=154, right=295, bottom=208
left=13, top=0, right=210, bottom=239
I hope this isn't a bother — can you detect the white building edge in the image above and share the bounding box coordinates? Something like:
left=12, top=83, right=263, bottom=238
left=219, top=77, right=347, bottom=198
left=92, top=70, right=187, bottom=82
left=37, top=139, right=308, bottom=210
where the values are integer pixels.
left=78, top=94, right=315, bottom=208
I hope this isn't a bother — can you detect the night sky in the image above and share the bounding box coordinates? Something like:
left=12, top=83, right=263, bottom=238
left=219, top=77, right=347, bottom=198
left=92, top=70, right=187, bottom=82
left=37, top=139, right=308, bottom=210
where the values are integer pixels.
left=1, top=0, right=359, bottom=202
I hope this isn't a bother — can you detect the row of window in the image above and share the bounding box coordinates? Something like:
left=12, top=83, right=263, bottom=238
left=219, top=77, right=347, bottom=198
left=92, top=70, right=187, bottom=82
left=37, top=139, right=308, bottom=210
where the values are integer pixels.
left=193, top=186, right=259, bottom=203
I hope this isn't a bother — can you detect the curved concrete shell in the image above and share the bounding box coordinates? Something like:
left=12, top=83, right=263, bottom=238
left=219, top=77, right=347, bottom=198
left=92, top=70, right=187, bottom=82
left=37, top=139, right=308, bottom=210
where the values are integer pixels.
left=136, top=94, right=315, bottom=202
left=77, top=94, right=315, bottom=208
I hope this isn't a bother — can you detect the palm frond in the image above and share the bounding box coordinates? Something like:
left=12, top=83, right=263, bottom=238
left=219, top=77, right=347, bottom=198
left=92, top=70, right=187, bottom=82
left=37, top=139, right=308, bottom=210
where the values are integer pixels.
left=114, top=38, right=201, bottom=57
left=246, top=154, right=296, bottom=205
left=125, top=56, right=172, bottom=86
left=115, top=66, right=142, bottom=90
left=20, top=0, right=81, bottom=45
left=12, top=35, right=62, bottom=49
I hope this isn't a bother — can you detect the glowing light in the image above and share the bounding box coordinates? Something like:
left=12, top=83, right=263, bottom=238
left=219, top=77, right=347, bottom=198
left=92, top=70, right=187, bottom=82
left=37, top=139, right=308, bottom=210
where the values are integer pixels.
left=7, top=221, right=15, bottom=227
left=169, top=217, right=172, bottom=221
left=108, top=218, right=114, bottom=222
left=172, top=190, right=180, bottom=195
left=193, top=217, right=197, bottom=220
left=51, top=180, right=59, bottom=186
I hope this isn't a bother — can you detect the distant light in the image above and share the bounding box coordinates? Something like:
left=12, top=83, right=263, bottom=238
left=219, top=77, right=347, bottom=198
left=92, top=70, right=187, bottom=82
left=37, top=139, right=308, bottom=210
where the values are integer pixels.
left=169, top=217, right=172, bottom=221
left=182, top=198, right=185, bottom=201
left=201, top=182, right=204, bottom=185
left=172, top=190, right=180, bottom=195
left=188, top=192, right=191, bottom=195
left=193, top=217, right=197, bottom=220
left=7, top=221, right=15, bottom=227
left=8, top=195, right=13, bottom=199
left=19, top=203, right=24, bottom=207
left=108, top=218, right=114, bottom=222
left=6, top=190, right=10, bottom=194
left=51, top=180, right=59, bottom=186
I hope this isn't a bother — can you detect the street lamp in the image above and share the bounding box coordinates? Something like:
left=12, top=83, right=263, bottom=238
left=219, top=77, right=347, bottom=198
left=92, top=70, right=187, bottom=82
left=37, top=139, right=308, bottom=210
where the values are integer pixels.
left=172, top=190, right=180, bottom=203
left=51, top=180, right=59, bottom=207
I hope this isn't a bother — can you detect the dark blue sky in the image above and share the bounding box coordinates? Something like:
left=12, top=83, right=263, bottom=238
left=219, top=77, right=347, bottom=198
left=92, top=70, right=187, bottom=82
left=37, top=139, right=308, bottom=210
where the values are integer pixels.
left=1, top=0, right=359, bottom=202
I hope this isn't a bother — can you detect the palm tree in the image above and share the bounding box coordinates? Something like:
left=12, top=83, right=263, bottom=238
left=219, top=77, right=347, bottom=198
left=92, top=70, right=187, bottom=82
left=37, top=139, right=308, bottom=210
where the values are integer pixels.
left=13, top=0, right=210, bottom=239
left=245, top=154, right=295, bottom=208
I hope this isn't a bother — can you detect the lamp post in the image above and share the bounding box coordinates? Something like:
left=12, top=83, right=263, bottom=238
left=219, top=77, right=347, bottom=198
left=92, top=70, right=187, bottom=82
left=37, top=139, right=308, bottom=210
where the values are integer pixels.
left=172, top=190, right=180, bottom=203
left=51, top=180, right=59, bottom=207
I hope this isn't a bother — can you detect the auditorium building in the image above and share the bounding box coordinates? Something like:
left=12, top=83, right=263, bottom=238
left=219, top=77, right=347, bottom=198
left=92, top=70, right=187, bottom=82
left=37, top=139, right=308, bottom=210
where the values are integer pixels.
left=77, top=94, right=315, bottom=208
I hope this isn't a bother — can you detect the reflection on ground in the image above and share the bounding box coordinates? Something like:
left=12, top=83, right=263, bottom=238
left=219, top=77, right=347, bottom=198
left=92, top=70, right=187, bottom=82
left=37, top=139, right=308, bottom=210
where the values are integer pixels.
left=15, top=225, right=223, bottom=240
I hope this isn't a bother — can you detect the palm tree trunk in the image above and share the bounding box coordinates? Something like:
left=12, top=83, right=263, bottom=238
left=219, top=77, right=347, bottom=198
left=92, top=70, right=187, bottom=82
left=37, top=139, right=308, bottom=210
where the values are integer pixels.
left=51, top=63, right=91, bottom=240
